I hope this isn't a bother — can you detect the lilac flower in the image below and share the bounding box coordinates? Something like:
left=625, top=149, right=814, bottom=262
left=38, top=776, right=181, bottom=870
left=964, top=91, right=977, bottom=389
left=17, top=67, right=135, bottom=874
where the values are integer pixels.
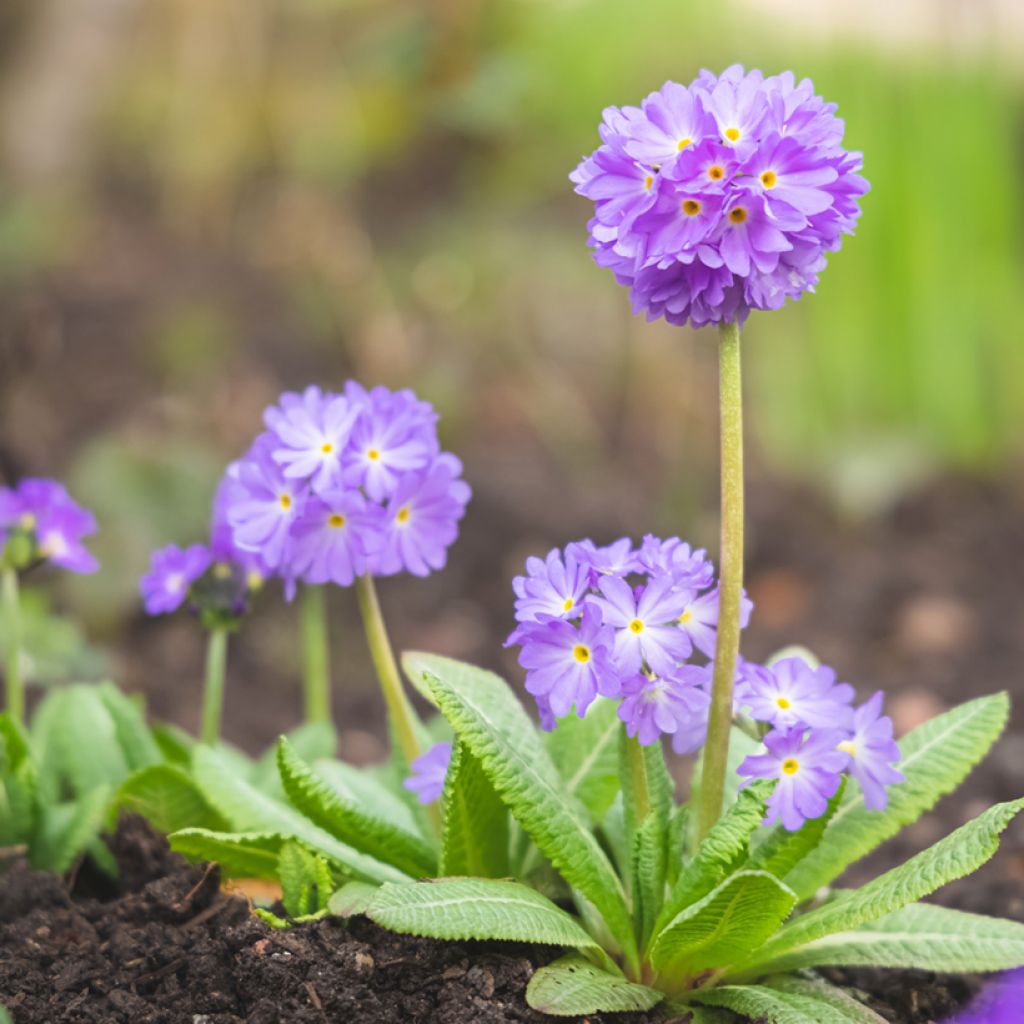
left=675, top=586, right=753, bottom=659
left=516, top=605, right=618, bottom=718
left=838, top=691, right=904, bottom=810
left=565, top=537, right=638, bottom=581
left=140, top=544, right=213, bottom=615
left=371, top=455, right=470, bottom=578
left=946, top=969, right=1024, bottom=1024
left=740, top=726, right=849, bottom=831
left=210, top=474, right=270, bottom=589
left=669, top=661, right=753, bottom=755
left=742, top=656, right=855, bottom=731
left=572, top=65, right=869, bottom=327
left=618, top=670, right=711, bottom=747
left=264, top=386, right=359, bottom=494
left=0, top=477, right=98, bottom=574
left=589, top=574, right=690, bottom=676
left=404, top=741, right=452, bottom=805
left=290, top=491, right=379, bottom=587
left=512, top=547, right=592, bottom=625
left=634, top=535, right=714, bottom=589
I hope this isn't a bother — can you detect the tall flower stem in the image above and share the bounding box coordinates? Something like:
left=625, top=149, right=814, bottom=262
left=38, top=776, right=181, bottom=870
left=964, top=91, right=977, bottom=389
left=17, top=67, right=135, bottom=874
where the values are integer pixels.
left=624, top=733, right=653, bottom=824
left=2, top=567, right=23, bottom=725
left=355, top=572, right=422, bottom=767
left=696, top=319, right=745, bottom=841
left=299, top=585, right=332, bottom=726
left=201, top=627, right=229, bottom=745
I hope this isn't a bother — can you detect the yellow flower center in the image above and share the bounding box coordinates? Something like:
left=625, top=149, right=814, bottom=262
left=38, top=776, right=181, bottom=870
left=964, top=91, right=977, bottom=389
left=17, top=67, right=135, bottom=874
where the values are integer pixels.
left=678, top=609, right=694, bottom=625
left=644, top=174, right=654, bottom=191
left=247, top=570, right=264, bottom=591
left=213, top=562, right=232, bottom=580
left=724, top=127, right=741, bottom=142
left=776, top=697, right=791, bottom=710
left=328, top=513, right=346, bottom=528
left=279, top=493, right=292, bottom=511
left=573, top=644, right=591, bottom=663
left=18, top=512, right=35, bottom=530
left=677, top=136, right=693, bottom=151
left=321, top=442, right=334, bottom=454
left=729, top=207, right=748, bottom=225
left=837, top=740, right=858, bottom=757
left=681, top=199, right=702, bottom=217
left=628, top=618, right=645, bottom=634
left=563, top=597, right=574, bottom=612
left=396, top=506, right=411, bottom=524
left=708, top=164, right=725, bottom=181
left=367, top=448, right=381, bottom=461
left=781, top=758, right=800, bottom=776
left=760, top=169, right=777, bottom=189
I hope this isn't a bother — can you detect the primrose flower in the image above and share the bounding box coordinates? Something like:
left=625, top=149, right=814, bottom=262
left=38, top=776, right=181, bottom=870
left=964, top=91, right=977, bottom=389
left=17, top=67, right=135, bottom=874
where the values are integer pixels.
left=404, top=741, right=453, bottom=804
left=618, top=669, right=711, bottom=747
left=742, top=656, right=855, bottom=731
left=565, top=537, right=638, bottom=580
left=675, top=585, right=753, bottom=659
left=634, top=535, right=714, bottom=590
left=838, top=691, right=904, bottom=810
left=516, top=604, right=618, bottom=718
left=571, top=65, right=868, bottom=327
left=0, top=477, right=98, bottom=574
left=290, top=491, right=379, bottom=587
left=513, top=547, right=592, bottom=624
left=740, top=726, right=849, bottom=831
left=140, top=544, right=213, bottom=615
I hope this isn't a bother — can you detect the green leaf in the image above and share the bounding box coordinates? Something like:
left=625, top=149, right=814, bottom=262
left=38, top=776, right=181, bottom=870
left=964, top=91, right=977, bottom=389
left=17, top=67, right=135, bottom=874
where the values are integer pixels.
left=367, top=878, right=603, bottom=951
left=440, top=741, right=509, bottom=877
left=747, top=902, right=1024, bottom=975
left=736, top=798, right=1024, bottom=976
left=96, top=682, right=162, bottom=771
left=151, top=722, right=195, bottom=765
left=785, top=693, right=1010, bottom=900
left=276, top=737, right=436, bottom=877
left=632, top=811, right=667, bottom=951
left=648, top=870, right=797, bottom=975
left=313, top=758, right=423, bottom=838
left=405, top=651, right=637, bottom=970
left=0, top=713, right=36, bottom=845
left=31, top=786, right=111, bottom=873
left=654, top=780, right=772, bottom=940
left=112, top=764, right=226, bottom=834
left=328, top=880, right=379, bottom=918
left=279, top=841, right=334, bottom=917
left=190, top=745, right=411, bottom=884
left=168, top=828, right=284, bottom=878
left=695, top=983, right=872, bottom=1023
left=250, top=721, right=337, bottom=797
left=546, top=697, right=621, bottom=822
left=763, top=976, right=887, bottom=1023
left=525, top=954, right=663, bottom=1016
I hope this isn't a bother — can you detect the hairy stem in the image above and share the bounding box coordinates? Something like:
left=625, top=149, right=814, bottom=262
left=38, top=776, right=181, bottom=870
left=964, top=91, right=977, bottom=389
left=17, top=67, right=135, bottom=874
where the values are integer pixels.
left=624, top=732, right=653, bottom=824
left=299, top=585, right=332, bottom=726
left=201, top=627, right=229, bottom=745
left=2, top=567, right=23, bottom=725
left=696, top=319, right=745, bottom=841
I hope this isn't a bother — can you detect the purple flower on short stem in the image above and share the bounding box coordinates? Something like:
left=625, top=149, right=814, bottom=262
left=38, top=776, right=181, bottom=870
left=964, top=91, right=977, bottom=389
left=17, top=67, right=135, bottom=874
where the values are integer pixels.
left=404, top=742, right=453, bottom=805
left=140, top=544, right=213, bottom=616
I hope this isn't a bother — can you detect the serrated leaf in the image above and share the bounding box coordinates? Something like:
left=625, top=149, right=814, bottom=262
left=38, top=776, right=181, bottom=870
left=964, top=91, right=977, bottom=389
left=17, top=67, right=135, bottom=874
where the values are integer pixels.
left=328, top=880, right=379, bottom=918
left=785, top=693, right=1010, bottom=901
left=0, top=713, right=36, bottom=845
left=405, top=651, right=637, bottom=971
left=151, top=722, right=195, bottom=765
left=368, top=878, right=603, bottom=951
left=747, top=902, right=1024, bottom=975
left=619, top=732, right=672, bottom=887
left=277, top=737, right=436, bottom=877
left=169, top=828, right=284, bottom=878
left=695, top=983, right=865, bottom=1023
left=31, top=786, right=111, bottom=873
left=764, top=977, right=887, bottom=1022
left=190, top=745, right=411, bottom=884
left=632, top=811, right=667, bottom=952
left=112, top=764, right=226, bottom=834
left=649, top=870, right=797, bottom=975
left=251, top=721, right=337, bottom=797
left=526, top=954, right=663, bottom=1016
left=96, top=682, right=161, bottom=771
left=735, top=798, right=1024, bottom=976
left=440, top=741, right=509, bottom=877
left=313, top=758, right=423, bottom=838
left=279, top=841, right=333, bottom=917
left=546, top=697, right=621, bottom=822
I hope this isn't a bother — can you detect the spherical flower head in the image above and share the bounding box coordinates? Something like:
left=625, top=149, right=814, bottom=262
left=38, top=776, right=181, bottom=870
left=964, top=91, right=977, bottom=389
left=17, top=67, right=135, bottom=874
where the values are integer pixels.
left=140, top=543, right=213, bottom=615
left=516, top=604, right=619, bottom=720
left=571, top=65, right=869, bottom=327
left=618, top=668, right=711, bottom=747
left=511, top=546, right=591, bottom=627
left=838, top=690, right=904, bottom=810
left=739, top=726, right=849, bottom=831
left=264, top=385, right=360, bottom=495
left=290, top=490, right=381, bottom=587
left=370, top=453, right=470, bottom=578
left=742, top=655, right=855, bottom=732
left=1, top=477, right=98, bottom=574
left=404, top=741, right=452, bottom=805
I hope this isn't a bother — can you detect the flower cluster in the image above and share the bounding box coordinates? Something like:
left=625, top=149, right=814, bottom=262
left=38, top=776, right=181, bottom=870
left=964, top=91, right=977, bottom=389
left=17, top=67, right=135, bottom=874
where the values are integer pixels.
left=571, top=65, right=869, bottom=327
left=220, top=383, right=470, bottom=592
left=506, top=535, right=751, bottom=755
left=0, top=478, right=98, bottom=574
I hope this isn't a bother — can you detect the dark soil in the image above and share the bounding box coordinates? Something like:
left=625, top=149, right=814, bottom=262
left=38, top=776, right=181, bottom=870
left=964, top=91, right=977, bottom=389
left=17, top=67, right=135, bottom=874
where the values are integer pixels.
left=0, top=817, right=993, bottom=1023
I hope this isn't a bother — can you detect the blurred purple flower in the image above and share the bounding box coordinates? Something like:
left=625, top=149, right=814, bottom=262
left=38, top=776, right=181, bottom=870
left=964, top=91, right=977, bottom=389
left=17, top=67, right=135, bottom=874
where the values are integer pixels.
left=290, top=491, right=380, bottom=587
left=404, top=741, right=452, bottom=805
left=0, top=477, right=98, bottom=574
left=838, top=690, right=904, bottom=810
left=945, top=970, right=1024, bottom=1024
left=140, top=543, right=212, bottom=615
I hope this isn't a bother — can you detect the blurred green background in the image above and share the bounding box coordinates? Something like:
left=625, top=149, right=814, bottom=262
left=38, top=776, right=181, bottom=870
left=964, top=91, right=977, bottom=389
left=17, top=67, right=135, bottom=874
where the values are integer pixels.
left=1, top=0, right=1022, bottom=749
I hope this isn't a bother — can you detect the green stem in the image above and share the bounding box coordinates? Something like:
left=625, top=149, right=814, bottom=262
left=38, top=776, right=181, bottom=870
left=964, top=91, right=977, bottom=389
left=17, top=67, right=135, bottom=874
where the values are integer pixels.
left=696, top=319, right=745, bottom=842
left=201, top=627, right=229, bottom=745
left=354, top=573, right=422, bottom=767
left=624, top=732, right=653, bottom=824
left=299, top=585, right=332, bottom=725
left=2, top=567, right=23, bottom=725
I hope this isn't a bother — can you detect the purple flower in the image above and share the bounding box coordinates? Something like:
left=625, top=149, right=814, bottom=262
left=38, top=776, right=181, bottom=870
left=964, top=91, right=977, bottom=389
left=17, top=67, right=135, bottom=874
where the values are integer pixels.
left=572, top=65, right=869, bottom=327
left=210, top=474, right=271, bottom=588
left=404, top=741, right=452, bottom=804
left=0, top=477, right=98, bottom=574
left=946, top=969, right=1024, bottom=1024
left=140, top=544, right=213, bottom=615
left=668, top=660, right=753, bottom=755
left=565, top=537, right=638, bottom=580
left=838, top=691, right=904, bottom=810
left=618, top=669, right=711, bottom=747
left=370, top=454, right=470, bottom=578
left=290, top=491, right=379, bottom=586
left=264, top=385, right=359, bottom=494
left=589, top=574, right=690, bottom=676
left=740, top=726, right=849, bottom=831
left=512, top=547, right=592, bottom=626
left=675, top=586, right=753, bottom=659
left=634, top=535, right=714, bottom=589
left=516, top=604, right=619, bottom=718
left=742, top=656, right=855, bottom=732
